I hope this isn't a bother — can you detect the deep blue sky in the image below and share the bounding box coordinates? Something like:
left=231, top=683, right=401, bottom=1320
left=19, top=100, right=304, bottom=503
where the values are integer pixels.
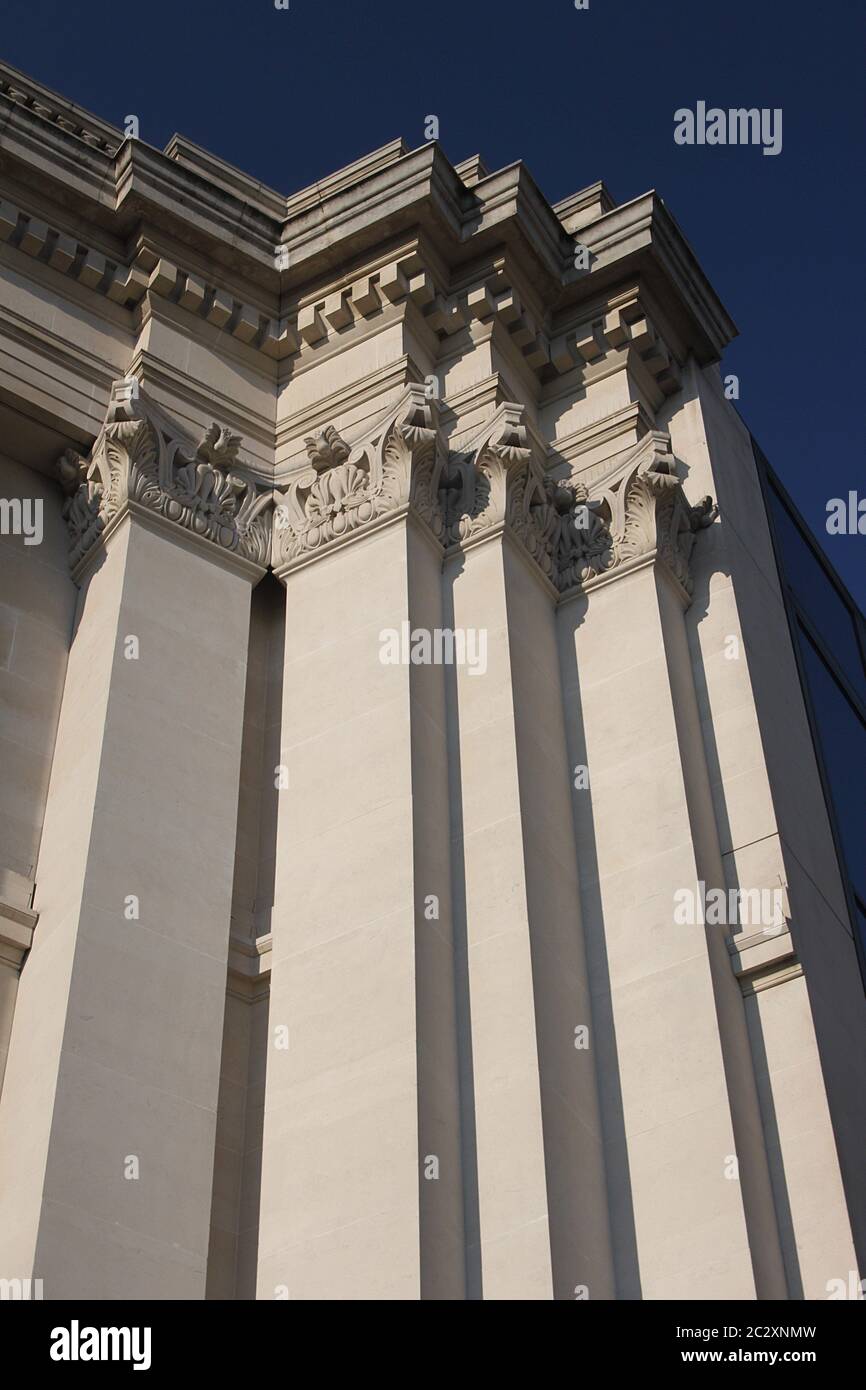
left=4, top=0, right=863, bottom=606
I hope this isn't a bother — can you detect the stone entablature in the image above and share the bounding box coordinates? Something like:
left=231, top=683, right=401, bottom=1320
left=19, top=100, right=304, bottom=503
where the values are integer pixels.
left=1, top=57, right=735, bottom=545
left=0, top=62, right=735, bottom=378
left=0, top=185, right=683, bottom=402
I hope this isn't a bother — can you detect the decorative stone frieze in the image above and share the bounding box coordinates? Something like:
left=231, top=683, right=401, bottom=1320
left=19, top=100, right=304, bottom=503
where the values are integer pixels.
left=58, top=384, right=713, bottom=596
left=272, top=384, right=445, bottom=572
left=57, top=380, right=274, bottom=577
left=440, top=410, right=714, bottom=596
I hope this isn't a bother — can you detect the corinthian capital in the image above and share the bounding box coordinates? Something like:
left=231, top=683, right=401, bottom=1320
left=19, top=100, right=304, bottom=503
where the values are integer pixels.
left=272, top=384, right=445, bottom=574
left=582, top=430, right=717, bottom=596
left=439, top=412, right=715, bottom=598
left=440, top=403, right=582, bottom=588
left=57, top=380, right=274, bottom=578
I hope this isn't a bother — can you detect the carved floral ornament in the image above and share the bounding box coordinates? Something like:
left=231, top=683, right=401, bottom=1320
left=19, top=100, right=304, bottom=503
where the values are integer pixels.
left=57, top=381, right=275, bottom=577
left=435, top=414, right=715, bottom=594
left=272, top=385, right=444, bottom=568
left=58, top=382, right=715, bottom=596
left=272, top=394, right=715, bottom=595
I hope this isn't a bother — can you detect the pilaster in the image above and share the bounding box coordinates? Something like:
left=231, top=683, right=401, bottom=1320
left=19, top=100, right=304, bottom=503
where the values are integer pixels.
left=257, top=386, right=465, bottom=1299
left=557, top=430, right=787, bottom=1298
left=0, top=382, right=267, bottom=1297
left=443, top=403, right=615, bottom=1299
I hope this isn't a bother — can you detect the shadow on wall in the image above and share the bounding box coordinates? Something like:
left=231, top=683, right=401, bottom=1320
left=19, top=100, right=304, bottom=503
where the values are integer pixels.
left=441, top=549, right=483, bottom=1300
left=686, top=553, right=805, bottom=1299
left=557, top=591, right=642, bottom=1300
left=206, top=572, right=284, bottom=1300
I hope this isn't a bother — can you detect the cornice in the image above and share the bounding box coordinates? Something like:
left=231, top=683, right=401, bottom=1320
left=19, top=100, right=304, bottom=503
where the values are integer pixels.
left=0, top=85, right=118, bottom=218
left=0, top=63, right=121, bottom=154
left=285, top=139, right=410, bottom=218
left=163, top=135, right=287, bottom=221
left=275, top=143, right=466, bottom=288
left=459, top=161, right=572, bottom=293
left=553, top=180, right=617, bottom=233
left=0, top=62, right=738, bottom=372
left=113, top=139, right=280, bottom=265
left=576, top=192, right=738, bottom=362
left=0, top=178, right=713, bottom=405
left=453, top=154, right=490, bottom=189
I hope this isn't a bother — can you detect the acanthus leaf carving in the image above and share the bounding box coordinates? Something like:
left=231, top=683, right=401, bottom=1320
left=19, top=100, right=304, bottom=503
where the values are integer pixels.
left=588, top=431, right=717, bottom=595
left=272, top=385, right=445, bottom=568
left=438, top=412, right=715, bottom=597
left=552, top=480, right=614, bottom=590
left=59, top=383, right=715, bottom=596
left=57, top=380, right=274, bottom=574
left=440, top=404, right=601, bottom=589
left=440, top=404, right=533, bottom=546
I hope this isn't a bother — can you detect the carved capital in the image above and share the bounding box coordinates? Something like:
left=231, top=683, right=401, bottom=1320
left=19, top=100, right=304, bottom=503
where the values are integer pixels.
left=272, top=385, right=445, bottom=572
left=582, top=431, right=717, bottom=595
left=440, top=413, right=715, bottom=598
left=440, top=404, right=587, bottom=587
left=58, top=381, right=274, bottom=577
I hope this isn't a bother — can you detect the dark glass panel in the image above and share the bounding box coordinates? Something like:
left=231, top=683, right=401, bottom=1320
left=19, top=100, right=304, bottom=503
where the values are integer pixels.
left=854, top=900, right=866, bottom=966
left=767, top=485, right=866, bottom=703
left=799, top=629, right=866, bottom=904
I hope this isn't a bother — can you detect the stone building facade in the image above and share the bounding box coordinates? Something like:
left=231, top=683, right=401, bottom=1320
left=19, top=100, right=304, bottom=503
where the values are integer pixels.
left=0, top=61, right=863, bottom=1301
